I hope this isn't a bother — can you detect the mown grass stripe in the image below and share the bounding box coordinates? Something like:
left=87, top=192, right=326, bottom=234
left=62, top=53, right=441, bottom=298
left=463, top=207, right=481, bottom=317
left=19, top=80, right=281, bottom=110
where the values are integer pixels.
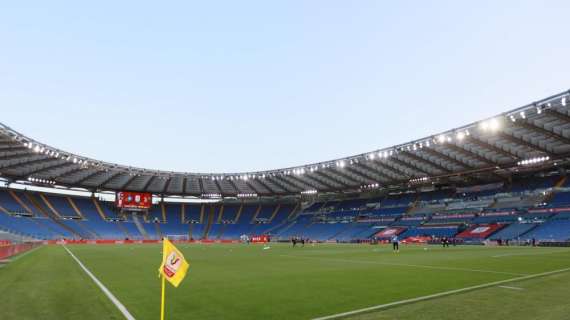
left=311, top=267, right=570, bottom=320
left=63, top=245, right=136, bottom=320
left=281, top=254, right=527, bottom=276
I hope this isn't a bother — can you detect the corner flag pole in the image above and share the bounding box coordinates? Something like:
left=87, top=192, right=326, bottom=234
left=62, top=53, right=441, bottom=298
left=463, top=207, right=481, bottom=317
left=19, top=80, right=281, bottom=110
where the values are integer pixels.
left=159, top=238, right=189, bottom=320
left=160, top=275, right=166, bottom=320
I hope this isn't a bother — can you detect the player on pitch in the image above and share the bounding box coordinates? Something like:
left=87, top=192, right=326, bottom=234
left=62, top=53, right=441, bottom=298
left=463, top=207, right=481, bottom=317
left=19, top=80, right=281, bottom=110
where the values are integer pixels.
left=391, top=235, right=400, bottom=253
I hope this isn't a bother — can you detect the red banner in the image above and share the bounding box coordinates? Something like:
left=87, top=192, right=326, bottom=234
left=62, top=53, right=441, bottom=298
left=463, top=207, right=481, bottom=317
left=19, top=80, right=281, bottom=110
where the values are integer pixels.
left=456, top=224, right=505, bottom=239
left=375, top=227, right=406, bottom=238
left=0, top=243, right=41, bottom=260
left=401, top=236, right=431, bottom=244
left=43, top=239, right=240, bottom=245
left=251, top=235, right=270, bottom=243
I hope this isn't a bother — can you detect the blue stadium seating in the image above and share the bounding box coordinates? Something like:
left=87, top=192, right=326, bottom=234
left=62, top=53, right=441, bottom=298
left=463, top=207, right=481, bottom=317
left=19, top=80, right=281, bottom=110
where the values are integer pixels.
left=45, top=195, right=79, bottom=218
left=184, top=203, right=202, bottom=222
left=0, top=191, right=28, bottom=214
left=398, top=226, right=459, bottom=239
left=472, top=214, right=519, bottom=224
left=2, top=174, right=570, bottom=243
left=34, top=217, right=74, bottom=238
left=161, top=204, right=190, bottom=237
left=73, top=198, right=124, bottom=239
left=550, top=192, right=570, bottom=206
left=0, top=210, right=58, bottom=239
left=521, top=220, right=570, bottom=241
left=489, top=223, right=538, bottom=240
left=392, top=218, right=424, bottom=227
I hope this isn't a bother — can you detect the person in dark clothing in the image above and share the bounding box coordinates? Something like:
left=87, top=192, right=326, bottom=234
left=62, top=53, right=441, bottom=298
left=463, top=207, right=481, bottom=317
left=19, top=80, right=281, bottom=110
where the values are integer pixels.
left=391, top=235, right=399, bottom=252
left=301, top=238, right=305, bottom=247
left=292, top=237, right=297, bottom=247
left=442, top=237, right=449, bottom=248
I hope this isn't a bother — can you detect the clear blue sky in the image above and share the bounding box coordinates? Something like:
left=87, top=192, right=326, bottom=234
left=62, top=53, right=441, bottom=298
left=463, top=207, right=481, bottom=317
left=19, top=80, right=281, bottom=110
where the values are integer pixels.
left=1, top=1, right=569, bottom=173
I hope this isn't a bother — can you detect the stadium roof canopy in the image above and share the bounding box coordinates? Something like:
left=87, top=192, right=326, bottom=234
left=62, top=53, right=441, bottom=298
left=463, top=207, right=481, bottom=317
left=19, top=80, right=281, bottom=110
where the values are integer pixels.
left=1, top=90, right=569, bottom=198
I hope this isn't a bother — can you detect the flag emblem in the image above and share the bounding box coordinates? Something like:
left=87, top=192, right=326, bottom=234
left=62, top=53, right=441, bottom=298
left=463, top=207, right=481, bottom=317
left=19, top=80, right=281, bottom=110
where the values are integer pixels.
left=158, top=238, right=189, bottom=288
left=163, top=252, right=182, bottom=277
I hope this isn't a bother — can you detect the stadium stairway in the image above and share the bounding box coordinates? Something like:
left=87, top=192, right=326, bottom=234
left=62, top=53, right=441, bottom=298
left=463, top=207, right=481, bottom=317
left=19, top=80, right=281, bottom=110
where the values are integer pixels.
left=67, top=198, right=86, bottom=219
left=489, top=223, right=540, bottom=240
left=273, top=220, right=298, bottom=237
left=161, top=203, right=167, bottom=222
left=233, top=204, right=244, bottom=223
left=215, top=224, right=227, bottom=239
left=0, top=200, right=51, bottom=239
left=64, top=198, right=102, bottom=238
left=191, top=223, right=206, bottom=240
left=38, top=194, right=63, bottom=218
left=327, top=223, right=354, bottom=241
left=486, top=198, right=499, bottom=209
left=7, top=191, right=34, bottom=215
left=542, top=176, right=568, bottom=204
left=249, top=205, right=262, bottom=223
left=154, top=222, right=162, bottom=239
left=115, top=222, right=130, bottom=239
left=12, top=192, right=75, bottom=238
left=554, top=176, right=567, bottom=188
left=405, top=194, right=421, bottom=214
left=267, top=204, right=281, bottom=223
left=92, top=199, right=108, bottom=220
left=24, top=193, right=82, bottom=238
left=74, top=220, right=100, bottom=239
left=277, top=218, right=314, bottom=239
left=216, top=204, right=225, bottom=223
left=202, top=206, right=216, bottom=239
left=199, top=204, right=205, bottom=224
left=132, top=214, right=149, bottom=240
left=115, top=219, right=129, bottom=237
left=30, top=218, right=68, bottom=239
left=263, top=219, right=292, bottom=235
left=287, top=202, right=301, bottom=220
left=122, top=221, right=143, bottom=239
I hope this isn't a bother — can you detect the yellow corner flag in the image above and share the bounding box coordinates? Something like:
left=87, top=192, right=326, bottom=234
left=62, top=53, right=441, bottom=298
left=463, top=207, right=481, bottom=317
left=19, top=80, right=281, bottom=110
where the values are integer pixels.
left=158, top=238, right=189, bottom=320
left=158, top=238, right=190, bottom=287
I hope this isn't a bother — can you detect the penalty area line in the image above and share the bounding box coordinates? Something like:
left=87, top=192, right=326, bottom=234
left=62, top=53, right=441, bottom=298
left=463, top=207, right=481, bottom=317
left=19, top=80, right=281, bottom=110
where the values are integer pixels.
left=311, top=267, right=570, bottom=320
left=63, top=245, right=136, bottom=320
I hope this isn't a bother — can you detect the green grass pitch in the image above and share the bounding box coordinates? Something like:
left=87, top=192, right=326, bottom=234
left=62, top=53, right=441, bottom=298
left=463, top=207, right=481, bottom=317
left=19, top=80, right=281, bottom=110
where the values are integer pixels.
left=1, top=243, right=570, bottom=320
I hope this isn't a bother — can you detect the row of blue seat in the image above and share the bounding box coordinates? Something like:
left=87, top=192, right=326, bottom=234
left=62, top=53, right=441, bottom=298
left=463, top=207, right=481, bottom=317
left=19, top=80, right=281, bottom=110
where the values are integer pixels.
left=1, top=184, right=570, bottom=242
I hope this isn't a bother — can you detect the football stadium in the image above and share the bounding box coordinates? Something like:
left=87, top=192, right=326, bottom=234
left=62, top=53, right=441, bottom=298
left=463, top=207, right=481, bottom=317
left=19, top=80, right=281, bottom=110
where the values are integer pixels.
left=2, top=2, right=570, bottom=320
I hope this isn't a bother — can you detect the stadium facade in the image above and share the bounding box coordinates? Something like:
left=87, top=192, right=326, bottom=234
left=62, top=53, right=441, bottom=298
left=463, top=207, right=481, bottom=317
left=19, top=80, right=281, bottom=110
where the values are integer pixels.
left=1, top=90, right=570, bottom=244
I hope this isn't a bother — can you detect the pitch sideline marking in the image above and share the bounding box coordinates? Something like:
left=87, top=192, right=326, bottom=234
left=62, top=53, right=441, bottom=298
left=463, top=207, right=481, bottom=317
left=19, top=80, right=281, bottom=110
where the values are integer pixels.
left=281, top=254, right=527, bottom=276
left=492, top=249, right=570, bottom=258
left=63, top=245, right=136, bottom=320
left=311, top=267, right=570, bottom=320
left=498, top=285, right=524, bottom=291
